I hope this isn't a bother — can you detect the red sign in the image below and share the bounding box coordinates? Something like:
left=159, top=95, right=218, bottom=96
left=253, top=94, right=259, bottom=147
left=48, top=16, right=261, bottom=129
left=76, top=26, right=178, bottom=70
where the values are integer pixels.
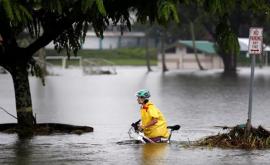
left=248, top=28, right=263, bottom=55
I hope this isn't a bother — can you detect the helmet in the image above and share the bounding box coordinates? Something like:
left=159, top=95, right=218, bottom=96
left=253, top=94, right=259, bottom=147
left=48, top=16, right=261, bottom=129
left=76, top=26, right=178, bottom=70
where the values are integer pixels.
left=136, top=89, right=151, bottom=99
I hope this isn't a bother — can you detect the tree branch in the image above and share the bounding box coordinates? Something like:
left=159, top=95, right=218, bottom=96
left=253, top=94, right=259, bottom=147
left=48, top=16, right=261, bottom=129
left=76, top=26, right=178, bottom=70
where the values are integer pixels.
left=25, top=1, right=83, bottom=56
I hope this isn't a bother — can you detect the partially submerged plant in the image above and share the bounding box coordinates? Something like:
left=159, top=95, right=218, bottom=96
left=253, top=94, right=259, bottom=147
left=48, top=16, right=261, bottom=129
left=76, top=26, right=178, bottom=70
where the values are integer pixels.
left=195, top=125, right=270, bottom=149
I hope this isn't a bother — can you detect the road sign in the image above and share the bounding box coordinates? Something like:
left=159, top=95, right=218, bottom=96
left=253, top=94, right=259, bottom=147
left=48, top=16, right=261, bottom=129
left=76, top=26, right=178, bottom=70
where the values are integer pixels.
left=248, top=28, right=263, bottom=55
left=247, top=27, right=263, bottom=132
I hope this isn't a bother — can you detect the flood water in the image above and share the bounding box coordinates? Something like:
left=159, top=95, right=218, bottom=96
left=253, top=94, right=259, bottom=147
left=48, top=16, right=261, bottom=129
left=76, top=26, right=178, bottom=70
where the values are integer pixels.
left=1, top=66, right=270, bottom=165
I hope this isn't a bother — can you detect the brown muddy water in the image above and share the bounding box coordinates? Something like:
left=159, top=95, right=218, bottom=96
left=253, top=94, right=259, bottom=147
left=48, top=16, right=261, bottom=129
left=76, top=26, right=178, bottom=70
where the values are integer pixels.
left=1, top=66, right=270, bottom=165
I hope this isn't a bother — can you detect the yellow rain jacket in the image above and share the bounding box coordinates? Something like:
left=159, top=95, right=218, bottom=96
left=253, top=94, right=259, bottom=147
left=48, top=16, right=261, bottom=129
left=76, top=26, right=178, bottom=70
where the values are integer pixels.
left=140, top=101, right=170, bottom=138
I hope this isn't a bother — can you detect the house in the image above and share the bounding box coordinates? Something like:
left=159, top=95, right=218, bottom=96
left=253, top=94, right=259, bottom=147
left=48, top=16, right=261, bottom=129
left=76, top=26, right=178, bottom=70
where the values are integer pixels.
left=158, top=40, right=223, bottom=70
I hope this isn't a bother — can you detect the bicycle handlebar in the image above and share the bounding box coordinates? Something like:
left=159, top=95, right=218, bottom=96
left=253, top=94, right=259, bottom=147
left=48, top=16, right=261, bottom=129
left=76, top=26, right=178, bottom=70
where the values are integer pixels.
left=167, top=125, right=180, bottom=131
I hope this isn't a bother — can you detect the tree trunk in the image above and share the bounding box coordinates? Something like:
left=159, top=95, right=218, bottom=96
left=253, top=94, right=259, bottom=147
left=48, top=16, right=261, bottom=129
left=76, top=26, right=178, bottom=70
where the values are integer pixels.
left=232, top=53, right=237, bottom=71
left=37, top=48, right=48, bottom=75
left=8, top=64, right=35, bottom=135
left=221, top=52, right=237, bottom=73
left=190, top=22, right=204, bottom=70
left=145, top=35, right=152, bottom=72
left=203, top=23, right=238, bottom=73
left=161, top=34, right=168, bottom=72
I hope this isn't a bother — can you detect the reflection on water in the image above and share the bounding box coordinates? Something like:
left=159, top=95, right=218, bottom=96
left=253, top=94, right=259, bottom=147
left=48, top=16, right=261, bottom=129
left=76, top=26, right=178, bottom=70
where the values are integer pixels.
left=13, top=139, right=32, bottom=165
left=1, top=66, right=270, bottom=164
left=141, top=143, right=168, bottom=165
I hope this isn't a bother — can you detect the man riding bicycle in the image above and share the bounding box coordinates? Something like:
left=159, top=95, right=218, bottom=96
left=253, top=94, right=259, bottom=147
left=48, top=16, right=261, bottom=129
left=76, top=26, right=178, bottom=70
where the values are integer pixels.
left=136, top=89, right=170, bottom=143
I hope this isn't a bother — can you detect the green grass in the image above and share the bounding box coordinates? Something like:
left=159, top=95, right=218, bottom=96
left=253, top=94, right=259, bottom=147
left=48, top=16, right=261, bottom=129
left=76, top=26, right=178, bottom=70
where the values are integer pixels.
left=46, top=48, right=158, bottom=66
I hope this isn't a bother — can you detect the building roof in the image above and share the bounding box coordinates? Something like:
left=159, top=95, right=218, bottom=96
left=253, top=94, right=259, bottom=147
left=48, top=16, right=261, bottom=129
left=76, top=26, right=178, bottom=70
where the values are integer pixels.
left=178, top=40, right=216, bottom=54
left=167, top=38, right=270, bottom=55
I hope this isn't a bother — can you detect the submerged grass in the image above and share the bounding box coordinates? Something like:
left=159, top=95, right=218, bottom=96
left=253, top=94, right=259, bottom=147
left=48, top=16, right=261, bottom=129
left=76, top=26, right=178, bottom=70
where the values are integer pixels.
left=195, top=125, right=270, bottom=150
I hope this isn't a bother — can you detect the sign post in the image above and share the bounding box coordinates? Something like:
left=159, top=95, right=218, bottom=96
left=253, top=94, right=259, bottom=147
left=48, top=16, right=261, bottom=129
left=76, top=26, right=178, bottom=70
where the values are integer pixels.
left=247, top=27, right=263, bottom=131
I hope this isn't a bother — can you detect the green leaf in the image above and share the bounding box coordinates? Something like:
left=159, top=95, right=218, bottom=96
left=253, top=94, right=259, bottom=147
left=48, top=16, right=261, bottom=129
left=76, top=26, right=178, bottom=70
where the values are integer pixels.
left=13, top=5, right=22, bottom=22
left=2, top=0, right=14, bottom=20
left=56, top=0, right=62, bottom=14
left=95, top=0, right=106, bottom=16
left=18, top=5, right=33, bottom=21
left=171, top=4, right=179, bottom=23
left=44, top=0, right=62, bottom=14
left=216, top=20, right=240, bottom=55
left=158, top=0, right=179, bottom=23
left=81, top=0, right=95, bottom=13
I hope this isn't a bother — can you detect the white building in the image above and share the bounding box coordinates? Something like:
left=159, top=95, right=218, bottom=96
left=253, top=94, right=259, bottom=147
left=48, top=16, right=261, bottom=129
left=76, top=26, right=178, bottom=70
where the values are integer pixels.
left=158, top=40, right=223, bottom=70
left=46, top=31, right=147, bottom=50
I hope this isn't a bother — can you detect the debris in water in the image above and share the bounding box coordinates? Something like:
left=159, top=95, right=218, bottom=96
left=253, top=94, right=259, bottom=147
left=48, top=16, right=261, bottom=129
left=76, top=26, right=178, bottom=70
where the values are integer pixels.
left=195, top=125, right=270, bottom=149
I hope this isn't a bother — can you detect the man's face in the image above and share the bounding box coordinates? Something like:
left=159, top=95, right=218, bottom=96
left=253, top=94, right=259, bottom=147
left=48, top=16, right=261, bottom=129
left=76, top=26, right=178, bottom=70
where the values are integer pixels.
left=137, top=97, right=145, bottom=104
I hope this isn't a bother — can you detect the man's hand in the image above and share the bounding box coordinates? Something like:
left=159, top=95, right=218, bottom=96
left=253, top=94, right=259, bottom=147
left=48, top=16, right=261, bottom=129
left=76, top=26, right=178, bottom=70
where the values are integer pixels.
left=138, top=118, right=158, bottom=132
left=138, top=125, right=144, bottom=132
